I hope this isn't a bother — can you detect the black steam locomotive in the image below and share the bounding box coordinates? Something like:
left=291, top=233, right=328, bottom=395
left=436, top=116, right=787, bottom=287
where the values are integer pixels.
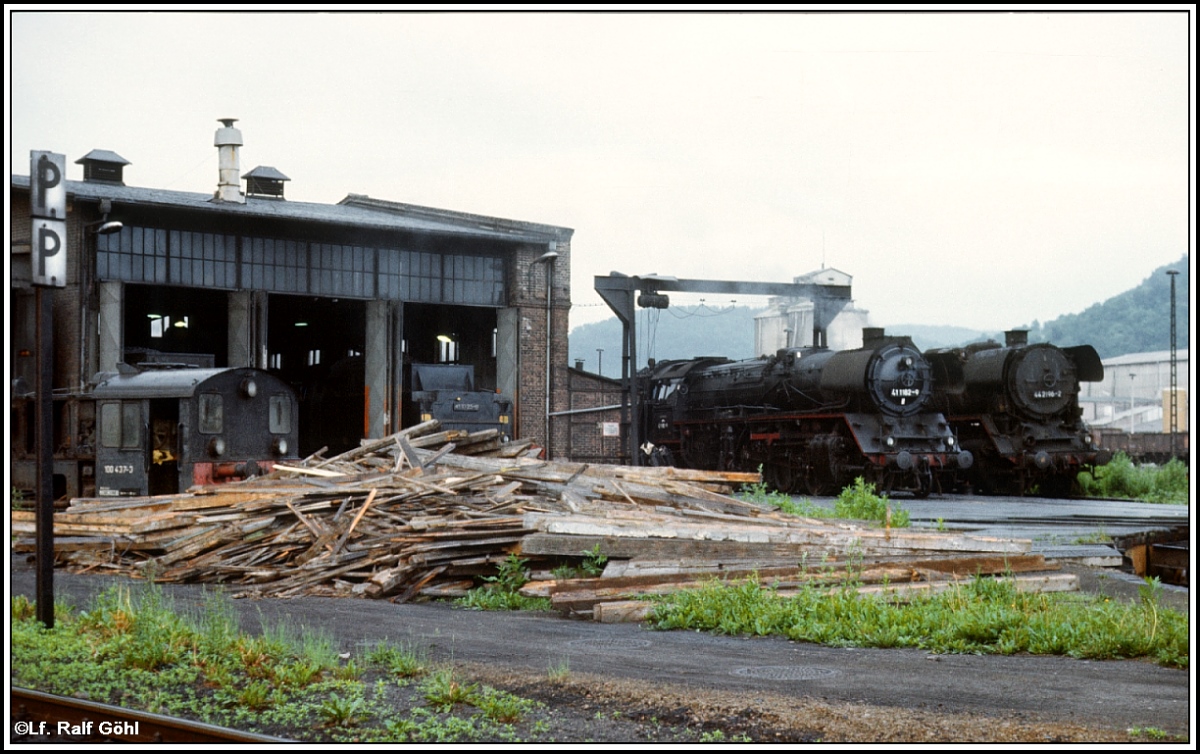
left=638, top=328, right=973, bottom=497
left=11, top=364, right=300, bottom=500
left=924, top=331, right=1108, bottom=497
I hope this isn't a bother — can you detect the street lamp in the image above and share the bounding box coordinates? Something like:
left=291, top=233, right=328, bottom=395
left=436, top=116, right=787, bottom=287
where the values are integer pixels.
left=1167, top=269, right=1179, bottom=459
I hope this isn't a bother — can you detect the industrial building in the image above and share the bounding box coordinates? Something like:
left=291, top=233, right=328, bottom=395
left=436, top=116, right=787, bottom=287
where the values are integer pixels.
left=11, top=120, right=574, bottom=495
left=1081, top=349, right=1190, bottom=433
left=753, top=267, right=870, bottom=355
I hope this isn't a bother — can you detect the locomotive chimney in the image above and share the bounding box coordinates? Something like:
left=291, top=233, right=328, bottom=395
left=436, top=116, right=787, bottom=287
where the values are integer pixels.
left=214, top=118, right=245, bottom=204
left=862, top=327, right=886, bottom=348
left=1005, top=330, right=1029, bottom=347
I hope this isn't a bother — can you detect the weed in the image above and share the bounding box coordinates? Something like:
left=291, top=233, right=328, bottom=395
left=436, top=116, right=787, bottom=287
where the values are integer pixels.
left=12, top=594, right=35, bottom=621
left=318, top=691, right=368, bottom=727
left=238, top=679, right=275, bottom=710
left=476, top=686, right=534, bottom=723
left=333, top=659, right=363, bottom=681
left=365, top=640, right=428, bottom=678
left=485, top=553, right=531, bottom=593
left=547, top=658, right=571, bottom=681
left=421, top=668, right=480, bottom=711
left=580, top=544, right=608, bottom=577
left=1128, top=726, right=1169, bottom=740
left=834, top=477, right=910, bottom=527
left=1072, top=528, right=1111, bottom=545
left=456, top=553, right=553, bottom=611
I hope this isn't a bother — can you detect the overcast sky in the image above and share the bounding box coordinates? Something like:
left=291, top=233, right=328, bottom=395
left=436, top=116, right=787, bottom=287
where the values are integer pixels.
left=8, top=9, right=1194, bottom=333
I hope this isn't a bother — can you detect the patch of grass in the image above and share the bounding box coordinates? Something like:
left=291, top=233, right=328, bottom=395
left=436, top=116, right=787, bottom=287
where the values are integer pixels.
left=739, top=471, right=909, bottom=526
left=1072, top=528, right=1111, bottom=545
left=834, top=477, right=909, bottom=527
left=547, top=658, right=570, bottom=681
left=365, top=640, right=428, bottom=679
left=1077, top=453, right=1188, bottom=504
left=649, top=573, right=1187, bottom=669
left=455, top=554, right=553, bottom=612
left=8, top=583, right=598, bottom=743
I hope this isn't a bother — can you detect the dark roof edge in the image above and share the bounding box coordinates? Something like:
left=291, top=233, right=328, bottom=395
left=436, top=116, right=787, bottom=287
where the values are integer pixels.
left=13, top=175, right=573, bottom=244
left=340, top=193, right=574, bottom=242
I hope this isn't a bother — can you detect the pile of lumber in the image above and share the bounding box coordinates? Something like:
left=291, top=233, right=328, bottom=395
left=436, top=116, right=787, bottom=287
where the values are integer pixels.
left=12, top=421, right=1069, bottom=617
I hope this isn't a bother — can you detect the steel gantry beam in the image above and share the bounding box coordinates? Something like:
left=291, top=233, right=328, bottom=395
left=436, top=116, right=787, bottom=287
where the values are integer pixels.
left=594, top=272, right=853, bottom=465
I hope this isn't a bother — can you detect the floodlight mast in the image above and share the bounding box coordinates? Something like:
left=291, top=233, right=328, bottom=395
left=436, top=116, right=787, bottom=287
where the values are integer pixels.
left=593, top=273, right=852, bottom=466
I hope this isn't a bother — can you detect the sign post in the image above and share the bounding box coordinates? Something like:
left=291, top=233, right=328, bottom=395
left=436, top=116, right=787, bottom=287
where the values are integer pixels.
left=30, top=150, right=67, bottom=628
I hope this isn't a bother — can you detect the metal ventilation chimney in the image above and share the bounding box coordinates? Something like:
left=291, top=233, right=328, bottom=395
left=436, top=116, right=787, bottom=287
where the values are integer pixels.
left=214, top=118, right=245, bottom=203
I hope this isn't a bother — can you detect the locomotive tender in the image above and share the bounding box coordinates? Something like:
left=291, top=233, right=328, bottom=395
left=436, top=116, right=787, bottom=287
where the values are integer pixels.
left=638, top=328, right=973, bottom=497
left=925, top=330, right=1108, bottom=497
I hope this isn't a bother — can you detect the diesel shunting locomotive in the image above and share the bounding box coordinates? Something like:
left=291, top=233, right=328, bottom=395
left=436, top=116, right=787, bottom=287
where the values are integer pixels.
left=11, top=364, right=300, bottom=500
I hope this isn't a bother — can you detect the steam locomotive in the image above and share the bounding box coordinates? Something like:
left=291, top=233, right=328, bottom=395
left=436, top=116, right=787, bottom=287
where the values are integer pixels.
left=638, top=328, right=974, bottom=497
left=11, top=364, right=300, bottom=500
left=924, top=331, right=1108, bottom=497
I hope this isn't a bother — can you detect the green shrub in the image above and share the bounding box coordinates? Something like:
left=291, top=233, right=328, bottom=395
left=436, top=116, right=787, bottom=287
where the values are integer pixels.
left=1079, top=453, right=1188, bottom=504
left=834, top=477, right=910, bottom=527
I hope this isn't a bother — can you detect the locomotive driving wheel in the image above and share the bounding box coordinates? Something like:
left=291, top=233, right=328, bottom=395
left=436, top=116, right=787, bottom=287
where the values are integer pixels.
left=765, top=459, right=799, bottom=494
left=802, top=431, right=846, bottom=496
left=913, top=467, right=934, bottom=499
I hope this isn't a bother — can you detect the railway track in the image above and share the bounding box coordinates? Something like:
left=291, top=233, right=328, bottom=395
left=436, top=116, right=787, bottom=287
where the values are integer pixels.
left=11, top=687, right=292, bottom=743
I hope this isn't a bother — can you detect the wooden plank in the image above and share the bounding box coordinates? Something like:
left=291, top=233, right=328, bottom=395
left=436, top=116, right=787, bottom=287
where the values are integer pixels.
left=274, top=464, right=347, bottom=478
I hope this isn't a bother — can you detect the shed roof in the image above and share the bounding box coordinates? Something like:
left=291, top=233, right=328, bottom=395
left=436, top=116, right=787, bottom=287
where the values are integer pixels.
left=12, top=174, right=572, bottom=245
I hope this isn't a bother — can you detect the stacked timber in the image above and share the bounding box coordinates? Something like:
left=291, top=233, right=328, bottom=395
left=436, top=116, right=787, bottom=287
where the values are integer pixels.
left=11, top=421, right=1064, bottom=614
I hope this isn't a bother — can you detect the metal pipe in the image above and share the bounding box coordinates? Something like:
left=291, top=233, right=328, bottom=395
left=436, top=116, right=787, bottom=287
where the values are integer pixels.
left=532, top=249, right=558, bottom=457
left=545, top=256, right=554, bottom=457
left=549, top=404, right=623, bottom=417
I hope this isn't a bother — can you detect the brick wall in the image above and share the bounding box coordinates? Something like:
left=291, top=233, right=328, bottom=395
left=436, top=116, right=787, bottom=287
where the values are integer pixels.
left=555, top=367, right=625, bottom=463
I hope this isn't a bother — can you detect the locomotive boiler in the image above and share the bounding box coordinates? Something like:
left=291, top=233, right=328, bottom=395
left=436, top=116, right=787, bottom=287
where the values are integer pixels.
left=639, top=328, right=973, bottom=497
left=925, top=330, right=1107, bottom=497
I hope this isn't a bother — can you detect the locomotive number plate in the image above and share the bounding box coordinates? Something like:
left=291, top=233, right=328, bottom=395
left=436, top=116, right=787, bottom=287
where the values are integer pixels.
left=1033, top=390, right=1062, bottom=399
left=890, top=388, right=921, bottom=397
left=452, top=403, right=481, bottom=412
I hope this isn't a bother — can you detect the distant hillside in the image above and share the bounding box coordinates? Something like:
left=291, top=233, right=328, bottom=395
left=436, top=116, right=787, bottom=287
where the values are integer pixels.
left=568, top=306, right=758, bottom=378
left=1021, top=255, right=1189, bottom=359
